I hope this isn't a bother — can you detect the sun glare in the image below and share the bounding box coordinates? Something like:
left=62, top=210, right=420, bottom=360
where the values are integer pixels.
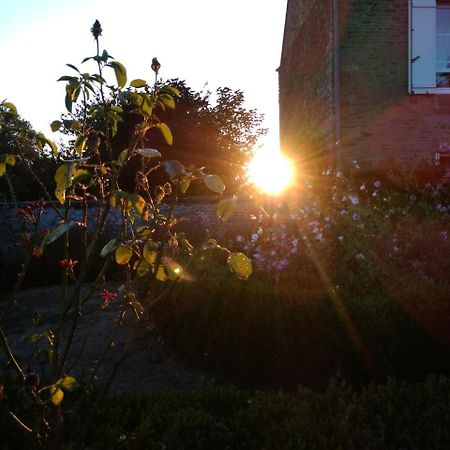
left=247, top=149, right=294, bottom=195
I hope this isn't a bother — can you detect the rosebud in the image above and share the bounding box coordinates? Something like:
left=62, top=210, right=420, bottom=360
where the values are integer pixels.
left=151, top=57, right=161, bottom=74
left=91, top=20, right=102, bottom=39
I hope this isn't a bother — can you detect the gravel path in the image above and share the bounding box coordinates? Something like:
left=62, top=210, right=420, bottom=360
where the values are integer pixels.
left=0, top=284, right=208, bottom=393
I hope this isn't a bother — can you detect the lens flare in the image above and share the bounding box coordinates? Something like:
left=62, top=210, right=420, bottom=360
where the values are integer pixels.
left=246, top=149, right=294, bottom=195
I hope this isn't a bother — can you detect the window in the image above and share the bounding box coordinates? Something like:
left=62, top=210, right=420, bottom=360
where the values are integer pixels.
left=410, top=0, right=450, bottom=93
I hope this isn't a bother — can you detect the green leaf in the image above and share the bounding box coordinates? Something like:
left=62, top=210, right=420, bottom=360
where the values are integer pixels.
left=217, top=196, right=237, bottom=221
left=58, top=376, right=78, bottom=392
left=50, top=120, right=62, bottom=132
left=163, top=160, right=185, bottom=180
left=50, top=386, right=64, bottom=406
left=157, top=123, right=173, bottom=145
left=117, top=149, right=129, bottom=166
left=2, top=101, right=17, bottom=113
left=108, top=61, right=127, bottom=89
left=42, top=222, right=75, bottom=247
left=57, top=75, right=78, bottom=83
left=74, top=134, right=88, bottom=155
left=66, top=63, right=80, bottom=73
left=100, top=239, right=119, bottom=258
left=227, top=252, right=252, bottom=280
left=54, top=163, right=74, bottom=204
left=159, top=94, right=175, bottom=109
left=72, top=169, right=90, bottom=184
left=160, top=85, right=180, bottom=97
left=45, top=138, right=58, bottom=157
left=130, top=79, right=147, bottom=88
left=203, top=174, right=225, bottom=194
left=115, top=245, right=133, bottom=265
left=137, top=148, right=161, bottom=158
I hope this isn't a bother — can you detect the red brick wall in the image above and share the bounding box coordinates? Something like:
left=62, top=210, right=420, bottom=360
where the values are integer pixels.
left=280, top=0, right=450, bottom=164
left=278, top=0, right=335, bottom=168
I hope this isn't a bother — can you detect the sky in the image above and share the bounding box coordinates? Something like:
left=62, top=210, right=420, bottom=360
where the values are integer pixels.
left=0, top=0, right=288, bottom=151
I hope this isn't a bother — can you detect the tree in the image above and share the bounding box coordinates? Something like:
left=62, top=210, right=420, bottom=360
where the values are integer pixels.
left=63, top=79, right=267, bottom=195
left=0, top=102, right=57, bottom=201
left=141, top=80, right=267, bottom=193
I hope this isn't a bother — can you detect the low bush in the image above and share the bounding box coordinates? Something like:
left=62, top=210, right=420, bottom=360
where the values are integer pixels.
left=3, top=376, right=450, bottom=449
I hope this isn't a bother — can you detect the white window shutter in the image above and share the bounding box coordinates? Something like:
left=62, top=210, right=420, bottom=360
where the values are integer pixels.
left=411, top=0, right=437, bottom=91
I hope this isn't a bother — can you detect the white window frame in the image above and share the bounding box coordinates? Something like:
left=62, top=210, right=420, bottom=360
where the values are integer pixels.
left=409, top=0, right=450, bottom=94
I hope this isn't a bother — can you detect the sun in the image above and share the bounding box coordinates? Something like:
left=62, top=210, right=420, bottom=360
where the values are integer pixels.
left=246, top=148, right=294, bottom=195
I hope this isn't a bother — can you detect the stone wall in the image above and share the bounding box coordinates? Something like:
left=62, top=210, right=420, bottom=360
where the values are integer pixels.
left=279, top=0, right=450, bottom=164
left=278, top=0, right=335, bottom=167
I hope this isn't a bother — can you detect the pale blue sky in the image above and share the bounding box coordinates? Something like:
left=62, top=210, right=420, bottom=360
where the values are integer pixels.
left=0, top=0, right=287, bottom=150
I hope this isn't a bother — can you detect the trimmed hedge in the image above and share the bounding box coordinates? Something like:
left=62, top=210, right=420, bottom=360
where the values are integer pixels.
left=3, top=377, right=450, bottom=449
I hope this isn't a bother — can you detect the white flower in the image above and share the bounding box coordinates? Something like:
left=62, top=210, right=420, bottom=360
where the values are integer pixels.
left=338, top=236, right=344, bottom=242
left=336, top=171, right=343, bottom=178
left=355, top=253, right=365, bottom=261
left=251, top=233, right=259, bottom=242
left=316, top=233, right=323, bottom=241
left=374, top=180, right=382, bottom=189
left=348, top=195, right=359, bottom=205
left=236, top=235, right=244, bottom=242
left=352, top=213, right=360, bottom=221
left=360, top=184, right=366, bottom=191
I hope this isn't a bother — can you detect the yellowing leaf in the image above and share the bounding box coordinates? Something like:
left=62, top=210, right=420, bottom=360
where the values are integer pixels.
left=217, top=196, right=237, bottom=221
left=134, top=259, right=150, bottom=277
left=0, top=162, right=5, bottom=177
left=109, top=61, right=127, bottom=89
left=74, top=134, right=88, bottom=155
left=159, top=94, right=176, bottom=109
left=203, top=174, right=225, bottom=194
left=157, top=123, right=173, bottom=145
left=50, top=386, right=64, bottom=406
left=143, top=242, right=158, bottom=264
left=155, top=265, right=168, bottom=282
left=59, top=376, right=78, bottom=392
left=54, top=164, right=73, bottom=205
left=227, top=252, right=252, bottom=280
left=134, top=195, right=146, bottom=216
left=130, top=79, right=147, bottom=88
left=115, top=246, right=133, bottom=265
left=5, top=154, right=15, bottom=166
left=45, top=138, right=58, bottom=156
left=166, top=260, right=183, bottom=281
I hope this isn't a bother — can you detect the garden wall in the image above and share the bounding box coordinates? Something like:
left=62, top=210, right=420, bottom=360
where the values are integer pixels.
left=0, top=198, right=261, bottom=279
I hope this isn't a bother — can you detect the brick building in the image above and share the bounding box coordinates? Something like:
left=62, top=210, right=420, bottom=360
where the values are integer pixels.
left=278, top=0, right=450, bottom=167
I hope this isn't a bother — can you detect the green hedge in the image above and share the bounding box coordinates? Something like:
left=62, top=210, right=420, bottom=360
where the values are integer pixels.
left=3, top=377, right=450, bottom=449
